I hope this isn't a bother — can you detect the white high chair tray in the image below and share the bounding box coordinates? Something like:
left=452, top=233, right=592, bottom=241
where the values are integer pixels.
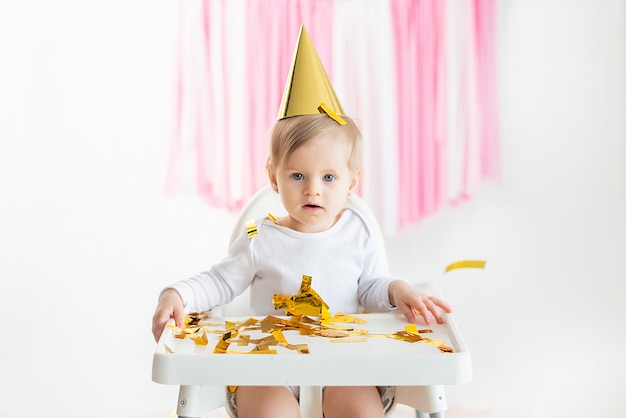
left=152, top=310, right=471, bottom=387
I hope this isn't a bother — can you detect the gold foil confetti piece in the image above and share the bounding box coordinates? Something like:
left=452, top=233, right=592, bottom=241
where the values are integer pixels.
left=242, top=318, right=260, bottom=326
left=299, top=327, right=314, bottom=335
left=321, top=323, right=353, bottom=330
left=290, top=320, right=313, bottom=331
left=445, top=260, right=486, bottom=272
left=192, top=332, right=208, bottom=346
left=228, top=386, right=238, bottom=393
left=320, top=304, right=330, bottom=321
left=296, top=344, right=310, bottom=354
left=225, top=321, right=237, bottom=331
left=314, top=329, right=350, bottom=338
left=197, top=321, right=220, bottom=327
left=227, top=349, right=278, bottom=355
left=174, top=333, right=186, bottom=340
left=255, top=341, right=276, bottom=352
left=186, top=311, right=211, bottom=326
left=199, top=328, right=226, bottom=334
left=263, top=316, right=293, bottom=327
left=237, top=335, right=250, bottom=346
left=166, top=323, right=183, bottom=333
left=279, top=342, right=299, bottom=350
left=329, top=338, right=367, bottom=343
left=424, top=339, right=454, bottom=353
left=187, top=311, right=209, bottom=319
left=164, top=344, right=174, bottom=353
left=260, top=320, right=274, bottom=333
left=273, top=275, right=330, bottom=320
left=268, top=213, right=279, bottom=224
left=326, top=312, right=367, bottom=324
left=183, top=326, right=200, bottom=334
left=255, top=340, right=272, bottom=351
left=405, top=324, right=421, bottom=336
left=245, top=219, right=258, bottom=239
left=213, top=330, right=238, bottom=354
left=299, top=316, right=320, bottom=325
left=411, top=307, right=422, bottom=317
left=318, top=102, right=347, bottom=125
left=388, top=332, right=422, bottom=343
left=272, top=330, right=287, bottom=343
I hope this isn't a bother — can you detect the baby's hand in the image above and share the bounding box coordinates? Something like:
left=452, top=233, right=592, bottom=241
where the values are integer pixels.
left=152, top=288, right=185, bottom=342
left=388, top=280, right=453, bottom=324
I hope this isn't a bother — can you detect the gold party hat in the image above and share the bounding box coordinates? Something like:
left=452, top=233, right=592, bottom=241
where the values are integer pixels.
left=277, top=25, right=346, bottom=124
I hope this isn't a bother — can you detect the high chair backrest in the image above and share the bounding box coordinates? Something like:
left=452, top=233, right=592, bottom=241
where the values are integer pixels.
left=221, top=185, right=387, bottom=316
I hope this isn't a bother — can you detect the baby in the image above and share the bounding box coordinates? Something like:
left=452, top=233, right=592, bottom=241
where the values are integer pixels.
left=152, top=113, right=452, bottom=417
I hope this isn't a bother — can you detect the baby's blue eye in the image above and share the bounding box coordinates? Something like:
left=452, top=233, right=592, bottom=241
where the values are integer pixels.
left=323, top=174, right=336, bottom=182
left=291, top=173, right=304, bottom=180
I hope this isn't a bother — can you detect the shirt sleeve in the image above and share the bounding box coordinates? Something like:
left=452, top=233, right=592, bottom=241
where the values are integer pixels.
left=353, top=214, right=397, bottom=312
left=164, top=225, right=256, bottom=312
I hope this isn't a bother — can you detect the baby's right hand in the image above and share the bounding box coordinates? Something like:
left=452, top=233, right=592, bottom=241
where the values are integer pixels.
left=152, top=288, right=185, bottom=342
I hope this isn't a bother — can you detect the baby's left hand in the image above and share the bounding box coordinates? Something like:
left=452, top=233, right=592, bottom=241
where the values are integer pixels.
left=388, top=280, right=453, bottom=324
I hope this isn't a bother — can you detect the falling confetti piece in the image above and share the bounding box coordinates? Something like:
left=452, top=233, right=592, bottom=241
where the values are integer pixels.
left=444, top=260, right=486, bottom=273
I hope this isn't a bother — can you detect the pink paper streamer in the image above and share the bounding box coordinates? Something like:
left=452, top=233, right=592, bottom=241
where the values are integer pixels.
left=165, top=0, right=499, bottom=229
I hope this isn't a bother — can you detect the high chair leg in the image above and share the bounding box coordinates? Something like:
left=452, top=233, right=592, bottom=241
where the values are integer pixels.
left=299, top=386, right=323, bottom=417
left=176, top=385, right=226, bottom=418
left=415, top=411, right=445, bottom=418
left=396, top=385, right=447, bottom=417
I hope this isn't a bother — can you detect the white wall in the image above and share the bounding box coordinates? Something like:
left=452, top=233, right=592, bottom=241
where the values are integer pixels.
left=0, top=1, right=235, bottom=416
left=0, top=1, right=624, bottom=417
left=386, top=1, right=626, bottom=416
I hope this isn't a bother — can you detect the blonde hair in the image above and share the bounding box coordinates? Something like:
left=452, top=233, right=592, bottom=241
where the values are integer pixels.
left=268, top=114, right=363, bottom=174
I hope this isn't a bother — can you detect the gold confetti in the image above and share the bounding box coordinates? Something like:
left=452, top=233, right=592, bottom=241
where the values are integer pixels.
left=268, top=213, right=279, bottom=224
left=329, top=338, right=367, bottom=343
left=227, top=349, right=278, bottom=355
left=273, top=275, right=330, bottom=320
left=162, top=291, right=456, bottom=356
left=318, top=102, right=347, bottom=125
left=411, top=307, right=422, bottom=317
left=192, top=332, right=208, bottom=346
left=445, top=260, right=486, bottom=272
left=326, top=312, right=367, bottom=324
left=245, top=219, right=258, bottom=239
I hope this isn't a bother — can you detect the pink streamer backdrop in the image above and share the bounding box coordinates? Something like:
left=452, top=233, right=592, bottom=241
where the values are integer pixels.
left=165, top=0, right=499, bottom=230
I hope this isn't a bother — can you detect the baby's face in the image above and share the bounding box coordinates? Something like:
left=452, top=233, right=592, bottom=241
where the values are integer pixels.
left=273, top=135, right=358, bottom=233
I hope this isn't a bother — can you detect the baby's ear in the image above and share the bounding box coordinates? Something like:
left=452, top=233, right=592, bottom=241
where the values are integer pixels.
left=349, top=169, right=361, bottom=193
left=267, top=165, right=278, bottom=193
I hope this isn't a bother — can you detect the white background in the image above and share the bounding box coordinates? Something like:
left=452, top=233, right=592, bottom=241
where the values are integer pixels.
left=0, top=1, right=625, bottom=417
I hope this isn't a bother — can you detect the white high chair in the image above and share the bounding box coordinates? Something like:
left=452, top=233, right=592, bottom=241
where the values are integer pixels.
left=152, top=186, right=471, bottom=418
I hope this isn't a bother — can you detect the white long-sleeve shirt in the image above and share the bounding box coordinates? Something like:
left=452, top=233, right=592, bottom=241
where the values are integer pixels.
left=168, top=208, right=396, bottom=315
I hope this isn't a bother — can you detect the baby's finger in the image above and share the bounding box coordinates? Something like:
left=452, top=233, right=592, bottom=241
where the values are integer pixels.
left=430, top=296, right=453, bottom=313
left=425, top=297, right=451, bottom=324
left=397, top=303, right=415, bottom=323
left=414, top=301, right=431, bottom=324
left=425, top=299, right=444, bottom=324
left=152, top=314, right=166, bottom=342
left=173, top=306, right=185, bottom=329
